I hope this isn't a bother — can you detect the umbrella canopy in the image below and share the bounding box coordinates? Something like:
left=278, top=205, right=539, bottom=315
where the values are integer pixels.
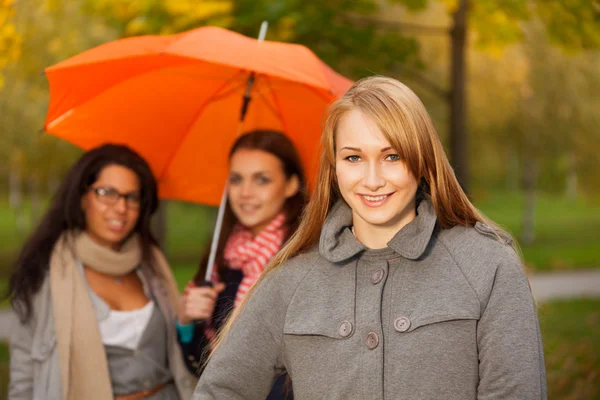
left=44, top=26, right=352, bottom=205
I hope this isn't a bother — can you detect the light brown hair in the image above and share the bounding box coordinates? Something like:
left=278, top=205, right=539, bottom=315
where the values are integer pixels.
left=209, top=75, right=511, bottom=356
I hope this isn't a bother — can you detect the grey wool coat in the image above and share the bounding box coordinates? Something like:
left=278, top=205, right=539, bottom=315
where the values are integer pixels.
left=193, top=199, right=547, bottom=400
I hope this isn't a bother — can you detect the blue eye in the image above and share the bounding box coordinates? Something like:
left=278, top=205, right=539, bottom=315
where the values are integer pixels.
left=257, top=176, right=271, bottom=185
left=386, top=154, right=401, bottom=161
left=345, top=155, right=360, bottom=163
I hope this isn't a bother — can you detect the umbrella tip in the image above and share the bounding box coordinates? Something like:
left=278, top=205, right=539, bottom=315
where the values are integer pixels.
left=258, top=21, right=268, bottom=42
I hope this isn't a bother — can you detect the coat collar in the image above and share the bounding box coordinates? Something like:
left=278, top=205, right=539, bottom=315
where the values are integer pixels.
left=319, top=197, right=438, bottom=263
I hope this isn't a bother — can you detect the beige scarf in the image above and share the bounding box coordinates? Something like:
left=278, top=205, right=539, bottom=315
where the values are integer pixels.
left=49, top=232, right=183, bottom=400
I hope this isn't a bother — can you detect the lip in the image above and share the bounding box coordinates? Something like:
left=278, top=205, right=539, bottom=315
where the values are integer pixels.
left=236, top=204, right=261, bottom=213
left=357, top=192, right=395, bottom=208
left=106, top=218, right=127, bottom=232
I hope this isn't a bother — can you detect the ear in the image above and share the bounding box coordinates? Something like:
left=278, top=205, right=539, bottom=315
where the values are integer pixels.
left=284, top=174, right=300, bottom=199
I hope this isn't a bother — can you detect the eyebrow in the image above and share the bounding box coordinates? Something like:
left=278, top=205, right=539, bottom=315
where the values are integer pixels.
left=230, top=171, right=271, bottom=176
left=339, top=146, right=394, bottom=152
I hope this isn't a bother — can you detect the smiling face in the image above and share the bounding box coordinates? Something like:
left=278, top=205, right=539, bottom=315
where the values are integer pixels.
left=335, top=109, right=419, bottom=249
left=228, top=149, right=299, bottom=236
left=81, top=164, right=141, bottom=250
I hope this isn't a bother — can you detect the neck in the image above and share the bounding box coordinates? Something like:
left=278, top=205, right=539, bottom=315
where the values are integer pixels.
left=352, top=205, right=417, bottom=249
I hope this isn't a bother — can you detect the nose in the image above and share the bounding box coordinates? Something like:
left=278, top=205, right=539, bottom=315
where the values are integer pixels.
left=362, top=161, right=386, bottom=192
left=239, top=181, right=254, bottom=198
left=113, top=196, right=128, bottom=213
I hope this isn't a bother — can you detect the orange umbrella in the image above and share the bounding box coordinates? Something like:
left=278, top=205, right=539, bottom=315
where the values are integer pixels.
left=44, top=25, right=352, bottom=205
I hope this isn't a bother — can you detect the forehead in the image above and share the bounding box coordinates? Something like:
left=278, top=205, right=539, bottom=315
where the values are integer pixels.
left=336, top=109, right=391, bottom=150
left=94, top=164, right=140, bottom=191
left=229, top=149, right=284, bottom=174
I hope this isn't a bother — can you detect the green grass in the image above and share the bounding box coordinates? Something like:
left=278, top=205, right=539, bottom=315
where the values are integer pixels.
left=0, top=341, right=8, bottom=400
left=172, top=263, right=198, bottom=291
left=538, top=298, right=600, bottom=399
left=474, top=191, right=600, bottom=271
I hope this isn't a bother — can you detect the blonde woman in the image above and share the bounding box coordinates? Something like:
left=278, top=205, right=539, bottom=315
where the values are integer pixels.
left=192, top=76, right=547, bottom=400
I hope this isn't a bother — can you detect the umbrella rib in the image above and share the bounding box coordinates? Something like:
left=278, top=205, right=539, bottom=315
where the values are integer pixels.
left=242, top=75, right=280, bottom=120
left=209, top=80, right=247, bottom=102
left=260, top=76, right=287, bottom=131
left=157, top=69, right=249, bottom=180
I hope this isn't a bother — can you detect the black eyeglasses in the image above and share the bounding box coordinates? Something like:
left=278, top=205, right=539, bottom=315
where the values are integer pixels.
left=90, top=186, right=141, bottom=209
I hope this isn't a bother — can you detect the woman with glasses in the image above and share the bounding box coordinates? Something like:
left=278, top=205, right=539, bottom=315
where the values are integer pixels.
left=6, top=144, right=195, bottom=400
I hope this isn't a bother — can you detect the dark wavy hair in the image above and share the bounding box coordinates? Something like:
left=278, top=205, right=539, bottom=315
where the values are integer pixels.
left=195, top=130, right=308, bottom=282
left=5, top=144, right=159, bottom=323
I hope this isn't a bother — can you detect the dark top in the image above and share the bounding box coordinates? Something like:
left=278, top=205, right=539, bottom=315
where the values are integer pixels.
left=177, top=267, right=292, bottom=400
left=106, top=303, right=178, bottom=399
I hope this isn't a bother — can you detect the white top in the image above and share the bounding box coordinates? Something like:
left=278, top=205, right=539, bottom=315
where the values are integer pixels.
left=77, top=261, right=156, bottom=350
left=98, top=300, right=155, bottom=350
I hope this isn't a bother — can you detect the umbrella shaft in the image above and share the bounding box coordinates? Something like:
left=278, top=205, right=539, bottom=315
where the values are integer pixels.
left=204, top=184, right=229, bottom=281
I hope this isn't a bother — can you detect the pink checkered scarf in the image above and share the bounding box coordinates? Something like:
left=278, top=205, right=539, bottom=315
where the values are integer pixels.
left=205, top=213, right=286, bottom=341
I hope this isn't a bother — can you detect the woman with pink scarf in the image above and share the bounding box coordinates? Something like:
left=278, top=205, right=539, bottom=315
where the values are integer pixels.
left=176, top=130, right=307, bottom=399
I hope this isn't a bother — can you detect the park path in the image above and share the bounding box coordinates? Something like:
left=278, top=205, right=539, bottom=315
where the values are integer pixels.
left=1, top=269, right=600, bottom=341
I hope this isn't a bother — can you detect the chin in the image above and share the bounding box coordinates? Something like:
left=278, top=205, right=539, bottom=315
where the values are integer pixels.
left=236, top=217, right=259, bottom=229
left=356, top=209, right=399, bottom=227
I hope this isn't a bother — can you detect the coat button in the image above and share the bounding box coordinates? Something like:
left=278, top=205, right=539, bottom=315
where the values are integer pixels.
left=338, top=321, right=353, bottom=338
left=394, top=316, right=411, bottom=332
left=366, top=332, right=379, bottom=349
left=371, top=268, right=385, bottom=284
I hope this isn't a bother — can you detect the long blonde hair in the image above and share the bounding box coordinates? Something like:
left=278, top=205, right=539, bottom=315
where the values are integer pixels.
left=209, top=75, right=505, bottom=356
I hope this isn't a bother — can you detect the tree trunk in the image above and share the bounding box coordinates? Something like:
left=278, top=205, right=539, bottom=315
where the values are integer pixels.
left=9, top=164, right=22, bottom=209
left=30, top=174, right=41, bottom=225
left=565, top=152, right=578, bottom=200
left=521, top=158, right=538, bottom=245
left=449, top=0, right=469, bottom=194
left=9, top=164, right=27, bottom=233
left=506, top=149, right=519, bottom=191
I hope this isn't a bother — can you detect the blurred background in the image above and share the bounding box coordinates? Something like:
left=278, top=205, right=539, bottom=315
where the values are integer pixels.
left=0, top=0, right=599, bottom=399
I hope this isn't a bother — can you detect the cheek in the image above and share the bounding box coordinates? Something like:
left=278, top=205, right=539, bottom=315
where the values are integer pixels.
left=227, top=185, right=240, bottom=201
left=127, top=210, right=141, bottom=227
left=260, top=183, right=287, bottom=204
left=83, top=199, right=104, bottom=228
left=335, top=163, right=360, bottom=191
left=384, top=165, right=417, bottom=188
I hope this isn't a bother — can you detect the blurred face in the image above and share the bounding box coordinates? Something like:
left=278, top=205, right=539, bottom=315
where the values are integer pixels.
left=335, top=109, right=419, bottom=249
left=81, top=164, right=141, bottom=250
left=228, top=149, right=299, bottom=236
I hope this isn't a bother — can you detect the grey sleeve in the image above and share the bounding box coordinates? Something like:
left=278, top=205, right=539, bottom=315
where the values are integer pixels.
left=9, top=316, right=34, bottom=400
left=191, top=268, right=295, bottom=400
left=476, top=251, right=547, bottom=399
